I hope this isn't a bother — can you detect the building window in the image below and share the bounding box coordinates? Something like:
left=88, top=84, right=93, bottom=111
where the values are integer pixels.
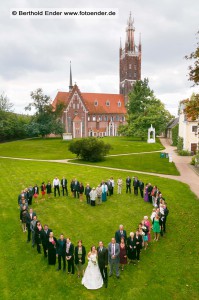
left=77, top=104, right=79, bottom=109
left=134, top=65, right=137, bottom=70
left=98, top=116, right=102, bottom=121
left=106, top=100, right=110, bottom=106
left=134, top=72, right=137, bottom=78
left=116, top=115, right=119, bottom=121
left=192, top=126, right=197, bottom=133
left=104, top=116, right=108, bottom=121
left=129, top=64, right=132, bottom=69
left=118, top=101, right=121, bottom=107
left=88, top=116, right=90, bottom=121
left=110, top=116, right=114, bottom=121
left=73, top=103, right=75, bottom=109
left=93, top=115, right=96, bottom=121
left=94, top=100, right=98, bottom=106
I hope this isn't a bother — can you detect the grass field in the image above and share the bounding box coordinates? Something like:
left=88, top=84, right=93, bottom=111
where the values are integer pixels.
left=0, top=151, right=198, bottom=300
left=70, top=152, right=179, bottom=175
left=0, top=137, right=164, bottom=160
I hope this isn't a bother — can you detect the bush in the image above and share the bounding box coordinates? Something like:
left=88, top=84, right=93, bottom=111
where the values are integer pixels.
left=177, top=137, right=183, bottom=152
left=68, top=137, right=112, bottom=162
left=178, top=150, right=191, bottom=156
left=191, top=153, right=199, bottom=166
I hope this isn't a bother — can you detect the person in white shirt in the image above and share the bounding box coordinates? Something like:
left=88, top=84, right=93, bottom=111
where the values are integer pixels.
left=53, top=177, right=60, bottom=197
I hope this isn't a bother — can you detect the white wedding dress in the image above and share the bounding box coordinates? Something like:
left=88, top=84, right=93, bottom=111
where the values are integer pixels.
left=82, top=253, right=103, bottom=289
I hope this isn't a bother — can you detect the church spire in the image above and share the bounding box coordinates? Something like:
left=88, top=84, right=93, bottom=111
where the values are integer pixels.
left=69, top=61, right=73, bottom=92
left=125, top=12, right=135, bottom=52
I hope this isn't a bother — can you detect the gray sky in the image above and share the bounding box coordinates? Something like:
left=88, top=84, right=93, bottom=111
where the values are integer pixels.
left=1, top=0, right=199, bottom=116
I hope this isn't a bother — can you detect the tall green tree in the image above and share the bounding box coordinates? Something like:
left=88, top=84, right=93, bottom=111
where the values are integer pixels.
left=25, top=88, right=64, bottom=138
left=118, top=79, right=173, bottom=139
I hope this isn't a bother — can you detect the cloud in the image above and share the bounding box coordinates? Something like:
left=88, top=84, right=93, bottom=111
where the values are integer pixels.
left=1, top=0, right=199, bottom=115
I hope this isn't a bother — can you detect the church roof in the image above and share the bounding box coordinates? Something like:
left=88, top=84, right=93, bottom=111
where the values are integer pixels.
left=52, top=87, right=126, bottom=114
left=82, top=93, right=126, bottom=114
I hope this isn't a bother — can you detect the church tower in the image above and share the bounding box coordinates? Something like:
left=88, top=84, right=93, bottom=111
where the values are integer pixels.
left=120, top=13, right=141, bottom=104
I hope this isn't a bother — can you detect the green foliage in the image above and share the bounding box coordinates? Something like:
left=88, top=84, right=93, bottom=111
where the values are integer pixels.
left=185, top=31, right=199, bottom=86
left=0, top=93, right=14, bottom=112
left=171, top=124, right=179, bottom=146
left=192, top=153, right=199, bottom=166
left=25, top=88, right=65, bottom=138
left=178, top=149, right=191, bottom=156
left=124, top=79, right=173, bottom=139
left=177, top=137, right=183, bottom=152
left=69, top=137, right=112, bottom=161
left=0, top=111, right=31, bottom=142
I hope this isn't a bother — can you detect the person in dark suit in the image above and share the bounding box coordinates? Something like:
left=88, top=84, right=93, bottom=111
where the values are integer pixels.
left=26, top=208, right=36, bottom=243
left=126, top=176, right=131, bottom=193
left=41, top=224, right=52, bottom=258
left=97, top=241, right=108, bottom=288
left=35, top=221, right=43, bottom=254
left=66, top=237, right=75, bottom=274
left=56, top=234, right=66, bottom=271
left=139, top=180, right=144, bottom=198
left=27, top=185, right=34, bottom=205
left=33, top=184, right=39, bottom=197
left=133, top=176, right=140, bottom=196
left=73, top=179, right=80, bottom=198
left=108, top=238, right=120, bottom=278
left=115, top=225, right=127, bottom=244
left=84, top=183, right=91, bottom=204
left=61, top=177, right=68, bottom=196
left=134, top=229, right=142, bottom=262
left=75, top=240, right=86, bottom=277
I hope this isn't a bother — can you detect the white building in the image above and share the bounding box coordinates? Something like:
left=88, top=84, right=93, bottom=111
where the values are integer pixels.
left=178, top=100, right=198, bottom=154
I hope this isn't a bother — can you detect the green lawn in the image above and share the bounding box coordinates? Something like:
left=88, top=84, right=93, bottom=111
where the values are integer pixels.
left=69, top=152, right=179, bottom=175
left=0, top=157, right=198, bottom=300
left=0, top=137, right=164, bottom=160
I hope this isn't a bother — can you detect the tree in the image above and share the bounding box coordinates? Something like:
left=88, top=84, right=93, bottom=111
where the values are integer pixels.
left=118, top=79, right=173, bottom=139
left=0, top=93, right=14, bottom=112
left=185, top=31, right=199, bottom=86
left=68, top=137, right=112, bottom=162
left=25, top=88, right=65, bottom=138
left=184, top=93, right=199, bottom=121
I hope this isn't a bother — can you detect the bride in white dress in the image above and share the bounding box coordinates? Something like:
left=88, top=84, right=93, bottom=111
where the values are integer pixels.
left=82, top=246, right=103, bottom=289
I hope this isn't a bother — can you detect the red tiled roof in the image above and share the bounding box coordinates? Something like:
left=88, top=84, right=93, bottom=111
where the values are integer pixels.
left=52, top=85, right=127, bottom=114
left=82, top=93, right=126, bottom=114
left=52, top=92, right=70, bottom=108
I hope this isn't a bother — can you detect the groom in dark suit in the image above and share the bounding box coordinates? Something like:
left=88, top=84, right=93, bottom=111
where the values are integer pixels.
left=97, top=241, right=108, bottom=288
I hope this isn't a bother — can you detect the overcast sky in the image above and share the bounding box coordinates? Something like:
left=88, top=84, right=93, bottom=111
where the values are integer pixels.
left=1, top=0, right=199, bottom=116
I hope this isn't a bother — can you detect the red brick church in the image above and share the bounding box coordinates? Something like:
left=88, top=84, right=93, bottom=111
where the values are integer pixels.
left=53, top=13, right=141, bottom=138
